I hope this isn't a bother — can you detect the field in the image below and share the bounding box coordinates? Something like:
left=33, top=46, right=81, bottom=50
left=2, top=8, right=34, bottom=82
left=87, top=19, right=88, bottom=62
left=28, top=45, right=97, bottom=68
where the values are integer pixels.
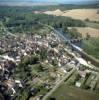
left=68, top=27, right=99, bottom=38
left=85, top=22, right=99, bottom=29
left=43, top=9, right=99, bottom=21
left=50, top=85, right=99, bottom=100
left=43, top=8, right=99, bottom=38
left=82, top=38, right=99, bottom=59
left=50, top=71, right=99, bottom=100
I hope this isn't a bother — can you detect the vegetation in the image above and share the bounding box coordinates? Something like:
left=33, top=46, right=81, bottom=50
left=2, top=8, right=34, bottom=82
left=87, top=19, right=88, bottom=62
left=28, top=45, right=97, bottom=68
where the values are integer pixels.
left=50, top=71, right=99, bottom=100
left=0, top=5, right=99, bottom=99
left=0, top=21, right=5, bottom=36
left=97, top=10, right=99, bottom=14
left=0, top=4, right=98, bottom=13
left=13, top=52, right=58, bottom=99
left=50, top=85, right=99, bottom=100
left=67, top=28, right=82, bottom=39
left=85, top=21, right=99, bottom=29
left=82, top=38, right=99, bottom=59
left=14, top=55, right=40, bottom=99
left=6, top=14, right=85, bottom=34
left=0, top=6, right=86, bottom=35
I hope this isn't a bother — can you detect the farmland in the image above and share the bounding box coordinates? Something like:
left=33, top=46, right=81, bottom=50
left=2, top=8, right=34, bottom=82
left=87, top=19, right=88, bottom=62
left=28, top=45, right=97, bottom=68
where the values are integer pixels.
left=68, top=27, right=99, bottom=38
left=43, top=9, right=99, bottom=21
left=43, top=8, right=99, bottom=39
left=50, top=85, right=99, bottom=100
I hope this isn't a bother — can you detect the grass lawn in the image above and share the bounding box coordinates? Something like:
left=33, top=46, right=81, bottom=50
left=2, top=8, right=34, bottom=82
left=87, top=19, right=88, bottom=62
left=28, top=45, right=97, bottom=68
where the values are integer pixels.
left=50, top=84, right=99, bottom=100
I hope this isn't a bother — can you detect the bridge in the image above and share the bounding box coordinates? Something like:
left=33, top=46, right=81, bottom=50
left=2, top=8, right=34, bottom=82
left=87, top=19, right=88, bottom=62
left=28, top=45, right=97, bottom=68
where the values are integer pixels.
left=54, top=28, right=99, bottom=69
left=38, top=22, right=85, bottom=44
left=69, top=38, right=86, bottom=43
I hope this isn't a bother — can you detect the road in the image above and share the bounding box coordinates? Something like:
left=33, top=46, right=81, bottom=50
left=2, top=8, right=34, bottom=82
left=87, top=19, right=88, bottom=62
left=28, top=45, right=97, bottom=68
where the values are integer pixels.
left=42, top=68, right=76, bottom=100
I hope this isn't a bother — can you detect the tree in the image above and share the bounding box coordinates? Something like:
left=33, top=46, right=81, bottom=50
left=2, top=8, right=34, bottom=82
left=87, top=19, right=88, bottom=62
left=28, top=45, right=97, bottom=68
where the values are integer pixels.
left=97, top=10, right=99, bottom=14
left=86, top=33, right=90, bottom=39
left=62, top=23, right=68, bottom=33
left=85, top=18, right=90, bottom=22
left=49, top=97, right=56, bottom=100
left=68, top=28, right=82, bottom=39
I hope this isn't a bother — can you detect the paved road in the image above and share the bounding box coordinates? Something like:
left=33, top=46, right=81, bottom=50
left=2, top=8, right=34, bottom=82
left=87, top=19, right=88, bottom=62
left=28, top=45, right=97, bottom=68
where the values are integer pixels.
left=42, top=68, right=76, bottom=100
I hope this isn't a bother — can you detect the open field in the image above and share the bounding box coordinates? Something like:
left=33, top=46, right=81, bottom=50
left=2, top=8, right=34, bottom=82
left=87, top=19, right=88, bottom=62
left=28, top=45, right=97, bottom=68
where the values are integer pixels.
left=68, top=27, right=99, bottom=38
left=50, top=85, right=99, bottom=100
left=43, top=9, right=99, bottom=21
left=43, top=9, right=63, bottom=16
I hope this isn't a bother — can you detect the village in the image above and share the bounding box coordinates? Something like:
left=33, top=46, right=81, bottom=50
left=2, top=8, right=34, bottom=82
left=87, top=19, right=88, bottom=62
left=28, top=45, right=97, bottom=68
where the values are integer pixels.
left=0, top=28, right=99, bottom=100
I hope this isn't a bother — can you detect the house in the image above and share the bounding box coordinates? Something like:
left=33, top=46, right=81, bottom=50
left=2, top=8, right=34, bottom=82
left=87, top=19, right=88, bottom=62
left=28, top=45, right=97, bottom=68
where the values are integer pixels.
left=15, top=80, right=23, bottom=88
left=79, top=71, right=87, bottom=78
left=75, top=82, right=81, bottom=87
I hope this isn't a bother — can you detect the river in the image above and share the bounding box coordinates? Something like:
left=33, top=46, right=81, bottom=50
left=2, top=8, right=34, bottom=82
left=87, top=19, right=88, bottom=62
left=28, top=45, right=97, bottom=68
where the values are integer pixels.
left=55, top=28, right=83, bottom=48
left=55, top=29, right=99, bottom=68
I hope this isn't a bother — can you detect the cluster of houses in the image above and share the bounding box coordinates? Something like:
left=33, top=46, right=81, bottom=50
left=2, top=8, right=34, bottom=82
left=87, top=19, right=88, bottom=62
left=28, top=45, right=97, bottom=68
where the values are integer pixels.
left=0, top=58, right=23, bottom=99
left=0, top=31, right=72, bottom=99
left=0, top=30, right=98, bottom=100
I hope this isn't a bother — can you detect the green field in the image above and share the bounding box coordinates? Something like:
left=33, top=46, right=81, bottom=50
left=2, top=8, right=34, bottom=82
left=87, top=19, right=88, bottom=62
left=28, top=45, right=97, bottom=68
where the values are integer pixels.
left=50, top=85, right=99, bottom=100
left=82, top=38, right=99, bottom=59
left=49, top=71, right=99, bottom=100
left=85, top=21, right=99, bottom=29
